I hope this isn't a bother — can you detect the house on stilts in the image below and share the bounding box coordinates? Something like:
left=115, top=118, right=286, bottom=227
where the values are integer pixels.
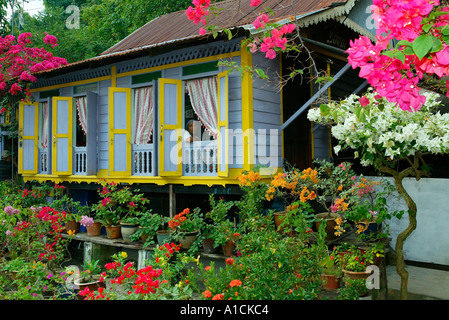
left=18, top=0, right=374, bottom=216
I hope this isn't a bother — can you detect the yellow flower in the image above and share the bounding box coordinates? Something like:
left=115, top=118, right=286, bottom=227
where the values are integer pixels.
left=121, top=251, right=128, bottom=259
left=67, top=229, right=75, bottom=236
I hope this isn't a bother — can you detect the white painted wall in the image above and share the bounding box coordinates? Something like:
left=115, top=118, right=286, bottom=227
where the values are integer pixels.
left=375, top=177, right=449, bottom=266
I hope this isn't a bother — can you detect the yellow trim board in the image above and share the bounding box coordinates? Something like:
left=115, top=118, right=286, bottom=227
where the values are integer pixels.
left=21, top=168, right=281, bottom=186
left=240, top=41, right=254, bottom=172
left=158, top=78, right=183, bottom=177
left=52, top=97, right=73, bottom=175
left=18, top=101, right=39, bottom=174
left=108, top=87, right=132, bottom=177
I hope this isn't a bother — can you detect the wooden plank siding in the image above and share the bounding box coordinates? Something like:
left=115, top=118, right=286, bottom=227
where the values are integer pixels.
left=252, top=52, right=282, bottom=173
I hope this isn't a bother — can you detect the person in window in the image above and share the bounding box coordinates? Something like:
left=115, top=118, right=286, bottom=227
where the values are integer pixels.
left=183, top=119, right=201, bottom=143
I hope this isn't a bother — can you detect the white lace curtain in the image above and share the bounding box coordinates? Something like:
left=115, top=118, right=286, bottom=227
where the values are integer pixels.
left=75, top=96, right=88, bottom=135
left=41, top=101, right=49, bottom=149
left=185, top=77, right=218, bottom=140
left=134, top=86, right=154, bottom=144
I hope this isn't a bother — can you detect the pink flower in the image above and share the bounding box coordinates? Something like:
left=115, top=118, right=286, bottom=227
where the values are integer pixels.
left=358, top=96, right=370, bottom=106
left=250, top=0, right=262, bottom=7
left=9, top=82, right=22, bottom=95
left=0, top=108, right=6, bottom=114
left=253, top=13, right=269, bottom=29
left=265, top=49, right=276, bottom=59
left=43, top=32, right=58, bottom=48
left=20, top=71, right=37, bottom=83
left=279, top=23, right=296, bottom=35
left=199, top=27, right=206, bottom=35
left=101, top=197, right=112, bottom=207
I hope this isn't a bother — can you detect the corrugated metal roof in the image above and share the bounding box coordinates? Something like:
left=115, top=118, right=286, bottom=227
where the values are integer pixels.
left=101, top=0, right=349, bottom=56
left=33, top=0, right=352, bottom=77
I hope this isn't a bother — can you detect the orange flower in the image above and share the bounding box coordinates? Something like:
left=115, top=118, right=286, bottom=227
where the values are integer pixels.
left=299, top=187, right=316, bottom=202
left=212, top=293, right=224, bottom=300
left=248, top=171, right=260, bottom=183
left=203, top=290, right=212, bottom=298
left=237, top=174, right=248, bottom=186
left=225, top=258, right=235, bottom=266
left=204, top=266, right=212, bottom=271
left=229, top=279, right=242, bottom=287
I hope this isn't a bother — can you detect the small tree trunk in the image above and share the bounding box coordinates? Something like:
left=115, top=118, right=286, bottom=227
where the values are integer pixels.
left=380, top=165, right=417, bottom=300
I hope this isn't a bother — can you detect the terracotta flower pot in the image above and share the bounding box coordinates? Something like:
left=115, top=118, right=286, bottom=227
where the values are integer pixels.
left=105, top=225, right=121, bottom=239
left=202, top=237, right=218, bottom=254
left=343, top=269, right=373, bottom=280
left=321, top=274, right=341, bottom=290
left=65, top=220, right=80, bottom=234
left=222, top=240, right=235, bottom=257
left=86, top=222, right=102, bottom=237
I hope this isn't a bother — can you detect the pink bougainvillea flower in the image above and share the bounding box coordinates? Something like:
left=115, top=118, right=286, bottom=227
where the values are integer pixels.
left=359, top=96, right=370, bottom=106
left=253, top=13, right=269, bottom=29
left=43, top=32, right=58, bottom=48
left=9, top=82, right=22, bottom=95
left=199, top=27, right=206, bottom=35
left=250, top=0, right=262, bottom=7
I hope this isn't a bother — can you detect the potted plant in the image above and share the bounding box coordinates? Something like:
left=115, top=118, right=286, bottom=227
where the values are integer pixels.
left=51, top=194, right=86, bottom=234
left=80, top=215, right=102, bottom=237
left=155, top=215, right=174, bottom=245
left=339, top=245, right=374, bottom=281
left=320, top=249, right=342, bottom=290
left=345, top=179, right=404, bottom=241
left=202, top=195, right=235, bottom=254
left=129, top=212, right=165, bottom=247
left=73, top=260, right=105, bottom=299
left=264, top=160, right=357, bottom=240
left=119, top=190, right=151, bottom=242
left=168, top=207, right=204, bottom=250
left=93, top=181, right=125, bottom=239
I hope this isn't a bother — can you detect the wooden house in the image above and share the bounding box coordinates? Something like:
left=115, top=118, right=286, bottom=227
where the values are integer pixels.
left=18, top=0, right=373, bottom=213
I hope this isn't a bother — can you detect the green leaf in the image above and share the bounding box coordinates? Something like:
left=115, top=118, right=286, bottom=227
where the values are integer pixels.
left=442, top=25, right=449, bottom=36
left=396, top=40, right=412, bottom=48
left=254, top=68, right=268, bottom=79
left=381, top=51, right=394, bottom=59
left=430, top=37, right=443, bottom=53
left=422, top=22, right=434, bottom=33
left=354, top=106, right=362, bottom=119
left=393, top=51, right=406, bottom=64
left=413, top=35, right=434, bottom=60
left=319, top=104, right=329, bottom=115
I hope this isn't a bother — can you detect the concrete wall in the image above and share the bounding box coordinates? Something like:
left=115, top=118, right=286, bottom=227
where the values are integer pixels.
left=377, top=177, right=449, bottom=266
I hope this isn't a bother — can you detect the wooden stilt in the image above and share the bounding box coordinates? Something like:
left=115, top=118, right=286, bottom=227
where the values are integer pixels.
left=169, top=184, right=176, bottom=218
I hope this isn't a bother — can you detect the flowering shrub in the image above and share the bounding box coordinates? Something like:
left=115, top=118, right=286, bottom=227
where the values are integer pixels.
left=168, top=208, right=204, bottom=233
left=346, top=0, right=449, bottom=111
left=93, top=180, right=150, bottom=226
left=190, top=226, right=326, bottom=300
left=79, top=250, right=197, bottom=300
left=265, top=160, right=357, bottom=219
left=307, top=89, right=446, bottom=167
left=308, top=87, right=448, bottom=299
left=0, top=33, right=67, bottom=129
